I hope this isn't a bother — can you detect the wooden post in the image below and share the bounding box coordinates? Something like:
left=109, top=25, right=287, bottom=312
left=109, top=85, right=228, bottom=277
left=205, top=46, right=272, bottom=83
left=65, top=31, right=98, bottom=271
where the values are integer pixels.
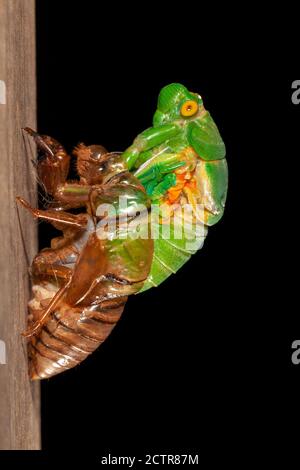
left=0, top=0, right=40, bottom=450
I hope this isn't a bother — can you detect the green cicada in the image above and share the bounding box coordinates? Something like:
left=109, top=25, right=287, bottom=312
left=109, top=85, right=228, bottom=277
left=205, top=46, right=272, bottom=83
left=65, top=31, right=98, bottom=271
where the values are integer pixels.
left=122, top=83, right=228, bottom=291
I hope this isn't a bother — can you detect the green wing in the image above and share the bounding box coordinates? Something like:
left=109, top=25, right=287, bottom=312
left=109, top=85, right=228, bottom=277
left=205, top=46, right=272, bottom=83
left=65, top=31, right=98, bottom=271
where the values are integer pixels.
left=187, top=112, right=226, bottom=161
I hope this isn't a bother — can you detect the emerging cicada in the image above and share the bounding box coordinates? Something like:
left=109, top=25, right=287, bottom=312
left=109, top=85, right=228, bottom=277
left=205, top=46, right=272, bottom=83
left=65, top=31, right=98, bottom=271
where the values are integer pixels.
left=17, top=83, right=228, bottom=380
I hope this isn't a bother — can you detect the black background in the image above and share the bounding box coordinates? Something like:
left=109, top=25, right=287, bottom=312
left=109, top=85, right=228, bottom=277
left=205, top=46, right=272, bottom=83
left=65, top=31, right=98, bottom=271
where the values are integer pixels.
left=1, top=0, right=297, bottom=465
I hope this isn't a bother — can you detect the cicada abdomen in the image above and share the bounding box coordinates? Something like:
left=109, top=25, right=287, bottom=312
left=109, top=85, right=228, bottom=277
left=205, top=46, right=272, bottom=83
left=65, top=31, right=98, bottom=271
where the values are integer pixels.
left=18, top=131, right=153, bottom=379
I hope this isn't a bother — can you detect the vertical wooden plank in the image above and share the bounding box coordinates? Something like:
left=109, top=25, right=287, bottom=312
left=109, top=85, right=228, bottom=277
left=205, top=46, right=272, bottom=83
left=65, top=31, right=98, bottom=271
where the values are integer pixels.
left=0, top=0, right=40, bottom=450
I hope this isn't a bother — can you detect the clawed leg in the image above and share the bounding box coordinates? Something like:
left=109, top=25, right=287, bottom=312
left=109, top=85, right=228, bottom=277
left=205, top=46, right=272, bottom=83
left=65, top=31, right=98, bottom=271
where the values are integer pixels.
left=23, top=127, right=71, bottom=197
left=16, top=195, right=85, bottom=338
left=16, top=197, right=88, bottom=231
left=23, top=128, right=96, bottom=210
left=31, top=255, right=75, bottom=279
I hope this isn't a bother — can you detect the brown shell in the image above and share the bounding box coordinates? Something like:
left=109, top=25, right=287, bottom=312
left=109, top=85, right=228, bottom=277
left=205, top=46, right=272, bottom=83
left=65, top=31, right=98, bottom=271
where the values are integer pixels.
left=29, top=297, right=127, bottom=380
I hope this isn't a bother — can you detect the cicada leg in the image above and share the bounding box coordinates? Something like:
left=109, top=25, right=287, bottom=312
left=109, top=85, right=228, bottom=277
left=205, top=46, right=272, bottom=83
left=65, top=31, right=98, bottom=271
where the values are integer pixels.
left=16, top=196, right=88, bottom=230
left=23, top=128, right=94, bottom=210
left=23, top=127, right=71, bottom=196
left=24, top=245, right=81, bottom=337
left=17, top=197, right=91, bottom=337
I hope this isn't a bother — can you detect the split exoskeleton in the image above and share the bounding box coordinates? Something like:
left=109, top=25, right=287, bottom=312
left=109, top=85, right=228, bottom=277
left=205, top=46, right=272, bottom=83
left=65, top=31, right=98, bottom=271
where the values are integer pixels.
left=18, top=130, right=153, bottom=379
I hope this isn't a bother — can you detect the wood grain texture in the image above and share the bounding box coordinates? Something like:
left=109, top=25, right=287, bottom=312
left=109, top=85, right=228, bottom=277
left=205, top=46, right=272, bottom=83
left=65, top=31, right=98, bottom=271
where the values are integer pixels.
left=0, top=0, right=40, bottom=450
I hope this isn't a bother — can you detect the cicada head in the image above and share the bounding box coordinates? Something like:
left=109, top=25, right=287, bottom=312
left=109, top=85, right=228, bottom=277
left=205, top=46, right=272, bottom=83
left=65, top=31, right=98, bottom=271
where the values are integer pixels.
left=153, top=83, right=204, bottom=127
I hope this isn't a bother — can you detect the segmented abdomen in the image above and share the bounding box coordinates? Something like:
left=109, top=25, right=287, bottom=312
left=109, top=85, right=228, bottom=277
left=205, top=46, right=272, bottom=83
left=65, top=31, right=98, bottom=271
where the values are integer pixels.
left=29, top=296, right=127, bottom=380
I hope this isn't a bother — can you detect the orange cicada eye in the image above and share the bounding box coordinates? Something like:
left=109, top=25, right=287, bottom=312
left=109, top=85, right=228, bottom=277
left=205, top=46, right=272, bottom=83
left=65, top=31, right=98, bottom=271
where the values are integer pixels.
left=180, top=100, right=199, bottom=117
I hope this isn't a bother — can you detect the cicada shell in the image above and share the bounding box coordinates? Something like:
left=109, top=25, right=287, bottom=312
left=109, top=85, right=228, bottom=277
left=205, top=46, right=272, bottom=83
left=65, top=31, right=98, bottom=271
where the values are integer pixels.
left=18, top=130, right=153, bottom=379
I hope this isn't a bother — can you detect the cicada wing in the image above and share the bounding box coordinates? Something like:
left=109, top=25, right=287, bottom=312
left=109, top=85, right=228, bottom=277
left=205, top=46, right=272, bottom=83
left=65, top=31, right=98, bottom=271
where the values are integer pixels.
left=139, top=216, right=208, bottom=292
left=187, top=112, right=226, bottom=161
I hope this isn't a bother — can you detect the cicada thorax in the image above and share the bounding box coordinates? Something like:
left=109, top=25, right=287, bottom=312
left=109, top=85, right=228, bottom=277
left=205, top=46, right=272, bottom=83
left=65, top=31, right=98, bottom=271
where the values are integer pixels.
left=23, top=139, right=153, bottom=380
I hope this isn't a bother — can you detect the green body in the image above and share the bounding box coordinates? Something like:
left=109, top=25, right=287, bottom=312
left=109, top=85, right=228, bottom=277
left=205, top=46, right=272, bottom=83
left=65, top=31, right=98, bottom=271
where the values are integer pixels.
left=122, top=83, right=228, bottom=291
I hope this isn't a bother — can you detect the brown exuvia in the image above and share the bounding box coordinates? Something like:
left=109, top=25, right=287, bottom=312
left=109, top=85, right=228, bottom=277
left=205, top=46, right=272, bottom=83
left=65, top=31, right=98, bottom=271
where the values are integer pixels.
left=17, top=129, right=153, bottom=379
